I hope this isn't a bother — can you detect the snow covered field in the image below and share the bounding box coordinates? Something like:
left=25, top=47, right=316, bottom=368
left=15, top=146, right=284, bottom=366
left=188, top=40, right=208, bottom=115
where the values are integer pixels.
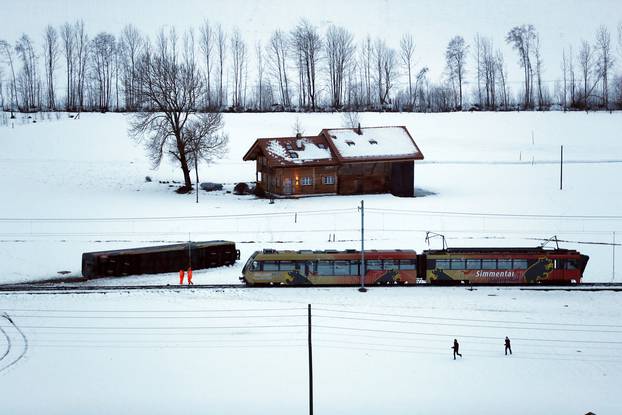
left=1, top=287, right=621, bottom=414
left=0, top=111, right=621, bottom=284
left=1, top=111, right=622, bottom=414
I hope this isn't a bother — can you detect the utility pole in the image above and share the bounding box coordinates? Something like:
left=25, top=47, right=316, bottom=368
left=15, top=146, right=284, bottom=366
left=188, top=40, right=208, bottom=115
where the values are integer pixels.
left=308, top=304, right=313, bottom=415
left=560, top=145, right=564, bottom=190
left=359, top=200, right=367, bottom=292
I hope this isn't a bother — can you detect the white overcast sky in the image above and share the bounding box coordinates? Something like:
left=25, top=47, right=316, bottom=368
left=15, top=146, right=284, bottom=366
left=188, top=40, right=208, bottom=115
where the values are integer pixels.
left=2, top=0, right=621, bottom=84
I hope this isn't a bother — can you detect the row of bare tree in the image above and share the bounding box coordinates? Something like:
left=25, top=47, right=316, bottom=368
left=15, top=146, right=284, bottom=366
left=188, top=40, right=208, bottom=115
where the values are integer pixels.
left=1, top=20, right=622, bottom=113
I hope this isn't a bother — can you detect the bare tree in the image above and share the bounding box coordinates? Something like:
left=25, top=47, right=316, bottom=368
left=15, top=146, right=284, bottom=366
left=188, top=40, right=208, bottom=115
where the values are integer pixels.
left=373, top=38, right=396, bottom=108
left=230, top=29, right=246, bottom=109
left=445, top=35, right=468, bottom=110
left=90, top=32, right=116, bottom=111
left=185, top=112, right=229, bottom=200
left=119, top=24, right=144, bottom=111
left=506, top=24, right=537, bottom=109
left=255, top=40, right=266, bottom=110
left=534, top=33, right=544, bottom=108
left=325, top=25, right=355, bottom=109
left=578, top=40, right=599, bottom=109
left=479, top=36, right=496, bottom=109
left=60, top=22, right=75, bottom=109
left=130, top=28, right=207, bottom=191
left=291, top=20, right=322, bottom=110
left=216, top=25, right=226, bottom=108
left=199, top=19, right=214, bottom=109
left=0, top=39, right=19, bottom=110
left=74, top=20, right=89, bottom=111
left=360, top=36, right=373, bottom=107
left=15, top=34, right=40, bottom=110
left=496, top=50, right=509, bottom=109
left=266, top=29, right=290, bottom=108
left=561, top=48, right=568, bottom=110
left=595, top=25, right=614, bottom=108
left=341, top=111, right=360, bottom=128
left=400, top=34, right=415, bottom=109
left=43, top=25, right=59, bottom=109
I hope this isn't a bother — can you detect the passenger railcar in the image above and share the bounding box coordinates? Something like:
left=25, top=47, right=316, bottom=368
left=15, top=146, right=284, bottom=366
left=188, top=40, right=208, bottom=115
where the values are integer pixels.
left=82, top=241, right=240, bottom=278
left=419, top=247, right=589, bottom=284
left=241, top=249, right=418, bottom=286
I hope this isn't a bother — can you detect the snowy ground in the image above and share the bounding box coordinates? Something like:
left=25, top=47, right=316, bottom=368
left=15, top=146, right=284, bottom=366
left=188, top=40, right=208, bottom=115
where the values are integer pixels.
left=1, top=287, right=621, bottom=414
left=0, top=111, right=621, bottom=284
left=1, top=111, right=621, bottom=413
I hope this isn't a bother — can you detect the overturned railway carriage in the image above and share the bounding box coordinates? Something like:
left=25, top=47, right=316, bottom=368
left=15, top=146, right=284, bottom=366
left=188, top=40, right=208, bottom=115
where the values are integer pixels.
left=419, top=247, right=589, bottom=284
left=242, top=249, right=418, bottom=286
left=82, top=241, right=240, bottom=278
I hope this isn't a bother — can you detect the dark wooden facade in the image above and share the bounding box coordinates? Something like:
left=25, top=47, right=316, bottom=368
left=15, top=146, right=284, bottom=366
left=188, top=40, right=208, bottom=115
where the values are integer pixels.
left=244, top=126, right=424, bottom=198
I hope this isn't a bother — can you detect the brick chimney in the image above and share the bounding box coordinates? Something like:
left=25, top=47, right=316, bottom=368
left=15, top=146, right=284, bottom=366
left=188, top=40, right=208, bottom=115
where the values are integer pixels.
left=356, top=123, right=362, bottom=135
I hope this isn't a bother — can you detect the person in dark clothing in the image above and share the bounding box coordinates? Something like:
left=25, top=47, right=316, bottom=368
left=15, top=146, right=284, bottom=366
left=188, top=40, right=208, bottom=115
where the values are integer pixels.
left=505, top=336, right=512, bottom=355
left=452, top=339, right=462, bottom=359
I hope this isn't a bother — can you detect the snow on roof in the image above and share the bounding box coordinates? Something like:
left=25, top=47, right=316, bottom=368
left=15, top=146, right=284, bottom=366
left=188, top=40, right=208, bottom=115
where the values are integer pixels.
left=326, top=127, right=420, bottom=159
left=266, top=138, right=333, bottom=164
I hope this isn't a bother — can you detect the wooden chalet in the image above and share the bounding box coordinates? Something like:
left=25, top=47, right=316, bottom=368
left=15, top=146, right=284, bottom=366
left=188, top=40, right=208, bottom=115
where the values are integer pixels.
left=242, top=125, right=424, bottom=197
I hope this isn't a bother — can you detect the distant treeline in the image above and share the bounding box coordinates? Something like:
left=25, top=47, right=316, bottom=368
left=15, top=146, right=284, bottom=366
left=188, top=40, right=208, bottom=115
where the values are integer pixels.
left=1, top=20, right=621, bottom=113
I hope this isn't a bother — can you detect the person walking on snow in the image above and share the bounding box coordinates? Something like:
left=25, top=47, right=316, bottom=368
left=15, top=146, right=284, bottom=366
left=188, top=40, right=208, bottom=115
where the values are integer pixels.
left=187, top=267, right=193, bottom=285
left=452, top=339, right=462, bottom=360
left=179, top=269, right=185, bottom=285
left=505, top=336, right=512, bottom=355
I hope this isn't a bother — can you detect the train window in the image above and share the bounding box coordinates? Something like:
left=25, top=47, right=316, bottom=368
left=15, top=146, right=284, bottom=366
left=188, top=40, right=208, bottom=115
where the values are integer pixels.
left=482, top=259, right=496, bottom=269
left=436, top=259, right=450, bottom=269
left=350, top=261, right=360, bottom=275
left=334, top=261, right=350, bottom=275
left=450, top=259, right=465, bottom=270
left=498, top=259, right=512, bottom=270
left=366, top=260, right=383, bottom=270
left=399, top=260, right=416, bottom=270
left=263, top=261, right=279, bottom=271
left=466, top=259, right=481, bottom=270
left=566, top=260, right=578, bottom=270
left=317, top=261, right=334, bottom=275
left=554, top=260, right=562, bottom=269
left=251, top=261, right=260, bottom=271
left=383, top=260, right=397, bottom=270
left=279, top=261, right=296, bottom=271
left=513, top=259, right=528, bottom=269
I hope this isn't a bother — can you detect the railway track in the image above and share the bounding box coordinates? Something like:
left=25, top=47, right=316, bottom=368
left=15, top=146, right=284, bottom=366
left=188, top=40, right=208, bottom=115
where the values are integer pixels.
left=0, top=282, right=621, bottom=293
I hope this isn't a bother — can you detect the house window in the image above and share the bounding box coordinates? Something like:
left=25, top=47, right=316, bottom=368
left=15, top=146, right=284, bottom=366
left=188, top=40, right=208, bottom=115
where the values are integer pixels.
left=285, top=143, right=293, bottom=150
left=289, top=152, right=299, bottom=158
left=322, top=176, right=335, bottom=185
left=257, top=172, right=263, bottom=182
left=346, top=140, right=355, bottom=146
left=316, top=143, right=326, bottom=149
left=301, top=177, right=312, bottom=186
left=369, top=139, right=378, bottom=144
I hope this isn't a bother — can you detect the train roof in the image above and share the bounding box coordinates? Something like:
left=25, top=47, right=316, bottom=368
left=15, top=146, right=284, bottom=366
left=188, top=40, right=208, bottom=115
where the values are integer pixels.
left=254, top=248, right=417, bottom=256
left=423, top=247, right=581, bottom=255
left=82, top=240, right=235, bottom=257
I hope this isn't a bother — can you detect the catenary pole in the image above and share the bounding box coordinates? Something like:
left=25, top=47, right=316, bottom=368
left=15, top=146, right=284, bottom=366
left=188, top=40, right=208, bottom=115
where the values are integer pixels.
left=308, top=304, right=313, bottom=415
left=359, top=200, right=367, bottom=292
left=560, top=145, right=563, bottom=190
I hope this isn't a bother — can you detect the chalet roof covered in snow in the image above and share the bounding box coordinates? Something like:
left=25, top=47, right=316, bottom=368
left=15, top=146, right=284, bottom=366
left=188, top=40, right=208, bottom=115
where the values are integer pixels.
left=243, top=135, right=336, bottom=167
left=243, top=126, right=424, bottom=167
left=321, top=126, right=424, bottom=162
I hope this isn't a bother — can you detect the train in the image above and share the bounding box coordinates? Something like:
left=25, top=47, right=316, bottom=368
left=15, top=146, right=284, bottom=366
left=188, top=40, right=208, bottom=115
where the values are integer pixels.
left=241, top=247, right=589, bottom=286
left=82, top=241, right=240, bottom=278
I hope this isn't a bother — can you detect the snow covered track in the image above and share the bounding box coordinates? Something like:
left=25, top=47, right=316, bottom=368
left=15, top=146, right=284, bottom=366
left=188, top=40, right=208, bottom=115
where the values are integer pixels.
left=0, top=313, right=28, bottom=373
